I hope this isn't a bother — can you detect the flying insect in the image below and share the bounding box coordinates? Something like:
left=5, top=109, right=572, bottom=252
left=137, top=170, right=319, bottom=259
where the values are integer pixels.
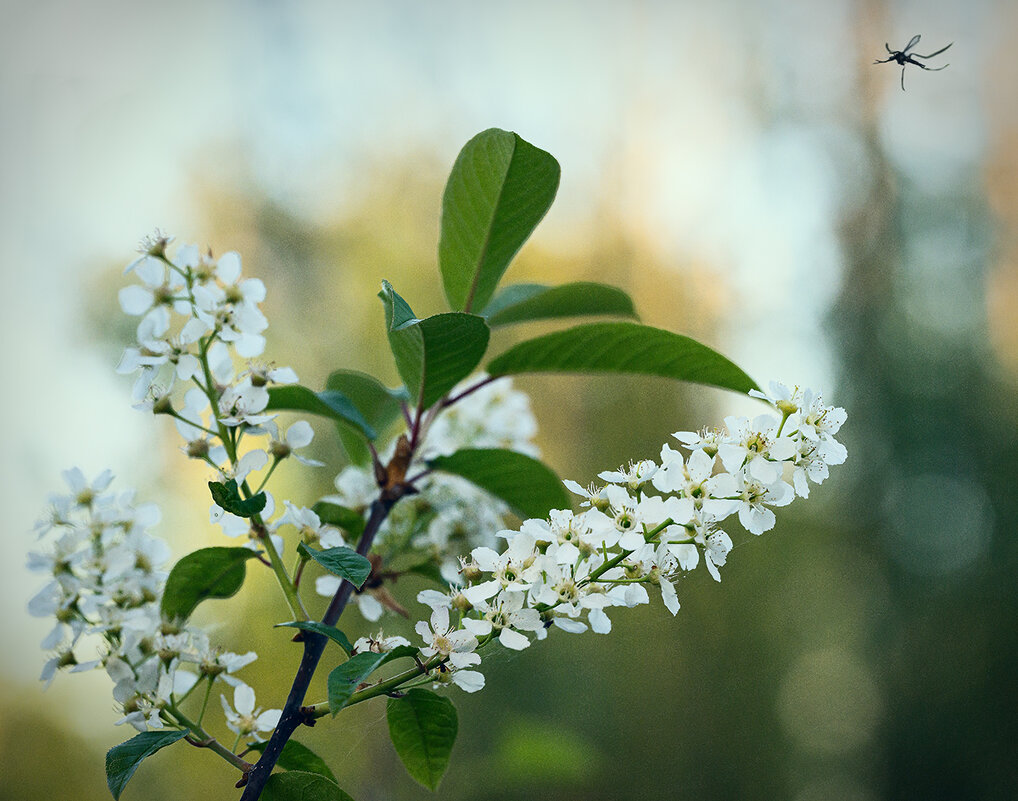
left=874, top=35, right=953, bottom=90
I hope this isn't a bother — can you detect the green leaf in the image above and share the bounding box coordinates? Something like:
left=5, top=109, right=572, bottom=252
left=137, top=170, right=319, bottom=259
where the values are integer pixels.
left=387, top=688, right=458, bottom=790
left=325, top=370, right=408, bottom=464
left=246, top=741, right=337, bottom=784
left=311, top=502, right=366, bottom=538
left=379, top=282, right=490, bottom=409
left=439, top=129, right=560, bottom=312
left=208, top=479, right=266, bottom=519
left=160, top=547, right=259, bottom=623
left=328, top=646, right=418, bottom=714
left=429, top=448, right=570, bottom=520
left=297, top=543, right=372, bottom=588
left=483, top=282, right=638, bottom=327
left=275, top=621, right=354, bottom=655
left=487, top=321, right=760, bottom=395
left=262, top=771, right=354, bottom=801
left=106, top=729, right=187, bottom=800
left=266, top=385, right=376, bottom=440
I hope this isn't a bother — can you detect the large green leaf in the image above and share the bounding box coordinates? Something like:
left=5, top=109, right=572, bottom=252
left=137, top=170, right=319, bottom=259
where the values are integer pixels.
left=387, top=688, right=458, bottom=791
left=325, top=370, right=408, bottom=465
left=297, top=543, right=372, bottom=589
left=439, top=129, right=560, bottom=312
left=327, top=646, right=418, bottom=715
left=262, top=771, right=354, bottom=801
left=246, top=741, right=337, bottom=783
left=379, top=281, right=490, bottom=409
left=275, top=621, right=354, bottom=655
left=266, top=385, right=376, bottom=440
left=106, top=729, right=187, bottom=800
left=208, top=479, right=266, bottom=519
left=486, top=321, right=759, bottom=395
left=429, top=448, right=570, bottom=519
left=483, top=282, right=637, bottom=327
left=160, top=547, right=259, bottom=623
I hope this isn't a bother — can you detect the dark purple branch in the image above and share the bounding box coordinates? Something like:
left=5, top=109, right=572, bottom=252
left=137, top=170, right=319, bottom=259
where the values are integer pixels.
left=441, top=374, right=499, bottom=409
left=239, top=493, right=402, bottom=800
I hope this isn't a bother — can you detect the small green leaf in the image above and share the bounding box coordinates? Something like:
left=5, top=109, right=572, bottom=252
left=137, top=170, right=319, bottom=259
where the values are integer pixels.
left=106, top=729, right=188, bottom=800
left=246, top=741, right=337, bottom=784
left=208, top=479, right=266, bottom=519
left=298, top=543, right=372, bottom=588
left=266, top=385, right=376, bottom=440
left=387, top=688, right=458, bottom=790
left=160, top=547, right=259, bottom=623
left=328, top=646, right=419, bottom=714
left=379, top=282, right=490, bottom=409
left=483, top=282, right=638, bottom=327
left=487, top=321, right=760, bottom=395
left=325, top=370, right=408, bottom=464
left=275, top=621, right=354, bottom=655
left=262, top=770, right=354, bottom=801
left=311, top=502, right=366, bottom=538
left=439, top=129, right=560, bottom=312
left=429, top=448, right=570, bottom=519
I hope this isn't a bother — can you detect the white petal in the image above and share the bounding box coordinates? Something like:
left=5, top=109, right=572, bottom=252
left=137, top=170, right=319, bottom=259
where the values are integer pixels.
left=552, top=617, right=587, bottom=634
left=358, top=595, right=384, bottom=621
left=660, top=579, right=680, bottom=615
left=451, top=670, right=485, bottom=693
left=118, top=285, right=154, bottom=316
left=255, top=709, right=282, bottom=731
left=285, top=421, right=314, bottom=448
left=461, top=618, right=492, bottom=637
left=234, top=684, right=256, bottom=715
left=588, top=608, right=612, bottom=634
left=216, top=252, right=242, bottom=284
left=498, top=628, right=531, bottom=650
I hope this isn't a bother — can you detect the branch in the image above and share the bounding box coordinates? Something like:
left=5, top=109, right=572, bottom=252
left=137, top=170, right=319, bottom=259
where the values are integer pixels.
left=238, top=477, right=409, bottom=800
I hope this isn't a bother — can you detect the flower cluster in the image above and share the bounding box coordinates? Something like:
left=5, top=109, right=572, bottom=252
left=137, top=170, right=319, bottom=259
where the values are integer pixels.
left=29, top=468, right=279, bottom=736
left=376, top=383, right=846, bottom=693
left=116, top=236, right=325, bottom=555
left=319, top=374, right=541, bottom=613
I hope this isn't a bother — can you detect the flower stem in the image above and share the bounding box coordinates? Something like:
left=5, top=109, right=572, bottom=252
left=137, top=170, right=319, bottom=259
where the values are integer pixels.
left=166, top=705, right=253, bottom=774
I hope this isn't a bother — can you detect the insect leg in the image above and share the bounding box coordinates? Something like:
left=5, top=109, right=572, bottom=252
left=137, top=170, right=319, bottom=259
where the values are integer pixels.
left=914, top=42, right=953, bottom=59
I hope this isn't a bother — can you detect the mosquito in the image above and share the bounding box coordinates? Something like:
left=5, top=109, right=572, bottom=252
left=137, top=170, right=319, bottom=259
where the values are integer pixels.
left=874, top=34, right=953, bottom=90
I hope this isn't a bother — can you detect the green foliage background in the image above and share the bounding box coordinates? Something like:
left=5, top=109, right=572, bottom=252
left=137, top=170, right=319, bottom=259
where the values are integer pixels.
left=4, top=3, right=1018, bottom=801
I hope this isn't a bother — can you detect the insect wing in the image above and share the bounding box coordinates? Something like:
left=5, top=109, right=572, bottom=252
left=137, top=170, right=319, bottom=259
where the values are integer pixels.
left=903, top=34, right=921, bottom=53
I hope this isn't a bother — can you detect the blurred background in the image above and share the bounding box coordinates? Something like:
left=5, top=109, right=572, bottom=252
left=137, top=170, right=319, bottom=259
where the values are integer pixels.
left=4, top=0, right=1018, bottom=799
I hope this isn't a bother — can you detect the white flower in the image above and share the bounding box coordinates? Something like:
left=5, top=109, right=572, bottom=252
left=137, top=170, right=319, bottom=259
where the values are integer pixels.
left=728, top=472, right=794, bottom=535
left=563, top=479, right=610, bottom=510
left=703, top=529, right=733, bottom=582
left=275, top=502, right=344, bottom=549
left=415, top=607, right=480, bottom=669
left=352, top=632, right=412, bottom=654
left=461, top=592, right=542, bottom=650
left=598, top=459, right=658, bottom=490
left=717, top=414, right=796, bottom=486
left=265, top=421, right=324, bottom=467
left=220, top=685, right=281, bottom=742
